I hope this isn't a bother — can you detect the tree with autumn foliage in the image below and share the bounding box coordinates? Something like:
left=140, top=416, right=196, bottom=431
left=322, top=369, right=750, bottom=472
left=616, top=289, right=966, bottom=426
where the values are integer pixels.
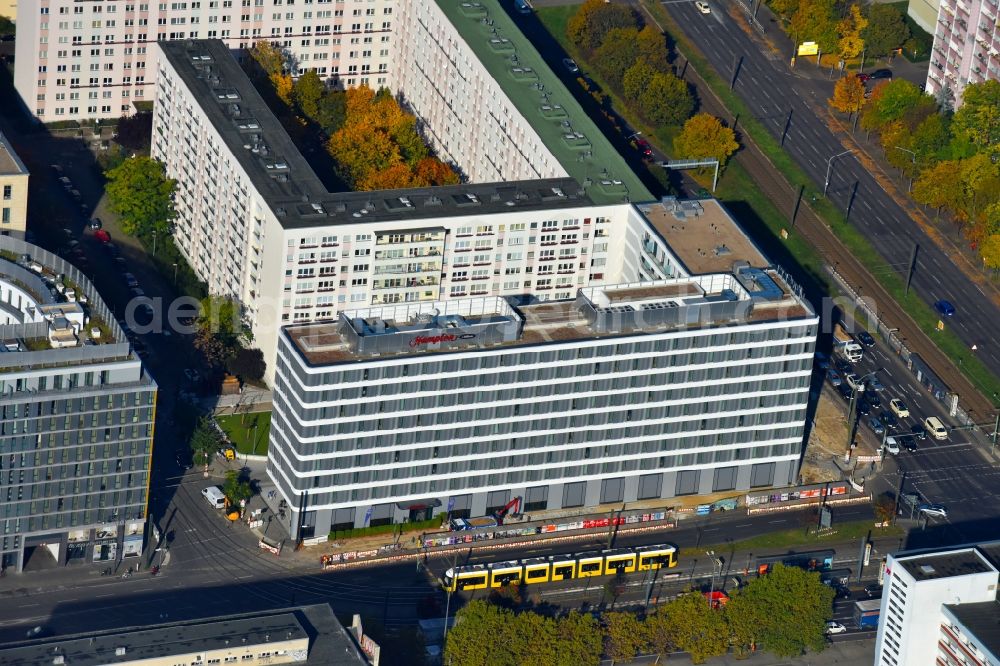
left=674, top=113, right=740, bottom=167
left=326, top=86, right=458, bottom=190
left=828, top=75, right=866, bottom=115
left=837, top=5, right=867, bottom=60
left=566, top=0, right=637, bottom=51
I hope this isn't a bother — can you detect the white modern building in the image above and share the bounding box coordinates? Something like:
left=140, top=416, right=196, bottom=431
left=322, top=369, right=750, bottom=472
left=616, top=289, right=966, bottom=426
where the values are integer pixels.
left=926, top=0, right=1000, bottom=107
left=875, top=542, right=1000, bottom=666
left=151, top=37, right=651, bottom=380
left=14, top=0, right=395, bottom=122
left=267, top=201, right=817, bottom=536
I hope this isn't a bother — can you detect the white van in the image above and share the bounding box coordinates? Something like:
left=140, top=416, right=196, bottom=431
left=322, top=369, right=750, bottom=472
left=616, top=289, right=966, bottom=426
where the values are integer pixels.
left=923, top=416, right=948, bottom=441
left=201, top=485, right=227, bottom=509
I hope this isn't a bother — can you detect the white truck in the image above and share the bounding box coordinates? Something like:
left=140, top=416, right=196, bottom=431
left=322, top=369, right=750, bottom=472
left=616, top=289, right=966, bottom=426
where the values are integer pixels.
left=833, top=322, right=864, bottom=363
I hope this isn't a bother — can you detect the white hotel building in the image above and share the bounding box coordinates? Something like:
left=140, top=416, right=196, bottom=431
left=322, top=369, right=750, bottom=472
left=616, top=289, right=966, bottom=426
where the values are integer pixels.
left=875, top=542, right=1000, bottom=666
left=143, top=7, right=819, bottom=528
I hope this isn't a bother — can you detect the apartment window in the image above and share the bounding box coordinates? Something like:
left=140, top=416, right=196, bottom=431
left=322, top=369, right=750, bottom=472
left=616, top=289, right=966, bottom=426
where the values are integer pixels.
left=2, top=186, right=10, bottom=201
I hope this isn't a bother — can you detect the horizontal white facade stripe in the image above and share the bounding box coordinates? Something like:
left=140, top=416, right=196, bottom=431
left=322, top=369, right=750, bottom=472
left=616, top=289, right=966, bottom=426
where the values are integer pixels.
left=267, top=448, right=801, bottom=509
left=281, top=316, right=819, bottom=377
left=268, top=403, right=804, bottom=465
left=274, top=372, right=809, bottom=443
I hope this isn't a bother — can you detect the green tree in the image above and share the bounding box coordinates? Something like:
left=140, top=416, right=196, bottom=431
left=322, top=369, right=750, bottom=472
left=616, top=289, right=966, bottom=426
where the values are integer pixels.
left=315, top=90, right=347, bottom=135
left=910, top=111, right=951, bottom=166
left=226, top=348, right=266, bottom=382
left=862, top=4, right=910, bottom=57
left=644, top=608, right=676, bottom=662
left=566, top=0, right=637, bottom=51
left=861, top=79, right=924, bottom=130
left=0, top=15, right=15, bottom=35
left=197, top=296, right=245, bottom=349
left=553, top=611, right=602, bottom=666
left=913, top=159, right=964, bottom=213
left=222, top=469, right=253, bottom=509
left=641, top=72, right=694, bottom=126
left=593, top=28, right=640, bottom=91
left=873, top=493, right=896, bottom=524
left=655, top=591, right=729, bottom=664
left=115, top=112, right=154, bottom=152
left=674, top=113, right=740, bottom=167
left=603, top=612, right=646, bottom=664
left=790, top=0, right=840, bottom=52
left=293, top=70, right=326, bottom=121
left=248, top=40, right=288, bottom=78
left=951, top=80, right=1000, bottom=155
left=189, top=417, right=221, bottom=471
left=623, top=59, right=656, bottom=106
left=731, top=564, right=834, bottom=658
left=636, top=25, right=670, bottom=72
left=443, top=601, right=509, bottom=666
left=770, top=0, right=801, bottom=19
left=104, top=157, right=176, bottom=236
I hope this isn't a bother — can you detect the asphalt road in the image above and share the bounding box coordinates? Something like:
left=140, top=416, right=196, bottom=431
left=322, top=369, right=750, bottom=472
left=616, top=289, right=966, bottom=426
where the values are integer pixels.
left=828, top=322, right=1000, bottom=544
left=658, top=0, right=1000, bottom=378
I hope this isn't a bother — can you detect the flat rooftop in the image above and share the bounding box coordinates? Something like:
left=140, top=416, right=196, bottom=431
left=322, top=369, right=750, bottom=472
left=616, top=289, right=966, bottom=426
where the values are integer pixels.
left=0, top=605, right=367, bottom=666
left=641, top=197, right=770, bottom=273
left=946, top=601, right=1000, bottom=660
left=898, top=548, right=996, bottom=582
left=0, top=130, right=27, bottom=175
left=158, top=39, right=594, bottom=229
left=436, top=0, right=652, bottom=205
left=285, top=274, right=811, bottom=366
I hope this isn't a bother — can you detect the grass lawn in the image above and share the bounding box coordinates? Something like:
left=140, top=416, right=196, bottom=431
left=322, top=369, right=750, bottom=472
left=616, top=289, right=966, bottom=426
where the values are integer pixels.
left=680, top=518, right=904, bottom=560
left=216, top=411, right=271, bottom=456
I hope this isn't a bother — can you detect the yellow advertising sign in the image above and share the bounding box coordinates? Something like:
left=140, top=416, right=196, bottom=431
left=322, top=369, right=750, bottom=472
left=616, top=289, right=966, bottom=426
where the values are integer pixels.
left=797, top=41, right=819, bottom=56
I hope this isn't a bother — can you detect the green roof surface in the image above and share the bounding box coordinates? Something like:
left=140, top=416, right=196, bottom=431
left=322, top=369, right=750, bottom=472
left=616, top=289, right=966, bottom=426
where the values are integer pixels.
left=437, top=0, right=654, bottom=205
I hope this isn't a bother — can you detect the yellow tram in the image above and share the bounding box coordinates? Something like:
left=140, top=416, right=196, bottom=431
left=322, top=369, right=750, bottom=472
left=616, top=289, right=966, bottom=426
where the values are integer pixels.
left=442, top=543, right=677, bottom=592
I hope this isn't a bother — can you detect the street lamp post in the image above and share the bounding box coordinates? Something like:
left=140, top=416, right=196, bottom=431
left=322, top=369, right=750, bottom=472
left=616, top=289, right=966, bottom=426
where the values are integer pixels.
left=892, top=146, right=916, bottom=192
left=824, top=150, right=855, bottom=196
left=152, top=231, right=158, bottom=257
left=172, top=262, right=178, bottom=286
left=846, top=369, right=884, bottom=461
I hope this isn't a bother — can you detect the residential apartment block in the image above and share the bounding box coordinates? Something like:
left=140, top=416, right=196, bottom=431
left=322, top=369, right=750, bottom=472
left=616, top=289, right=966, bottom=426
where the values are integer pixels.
left=151, top=37, right=650, bottom=379
left=268, top=200, right=817, bottom=536
left=13, top=0, right=395, bottom=122
left=0, top=130, right=28, bottom=238
left=0, top=236, right=156, bottom=573
left=926, top=0, right=1000, bottom=107
left=875, top=542, right=1000, bottom=666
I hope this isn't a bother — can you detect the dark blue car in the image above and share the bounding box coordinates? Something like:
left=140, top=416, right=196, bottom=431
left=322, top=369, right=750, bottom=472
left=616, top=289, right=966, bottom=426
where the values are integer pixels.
left=935, top=300, right=956, bottom=317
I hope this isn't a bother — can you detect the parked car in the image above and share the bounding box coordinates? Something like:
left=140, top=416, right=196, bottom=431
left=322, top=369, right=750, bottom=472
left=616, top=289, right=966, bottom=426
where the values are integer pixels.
left=130, top=287, right=145, bottom=298
left=114, top=257, right=128, bottom=272
left=562, top=58, right=579, bottom=73
left=865, top=390, right=882, bottom=409
left=911, top=423, right=928, bottom=440
left=889, top=398, right=910, bottom=419
left=857, top=330, right=876, bottom=347
left=898, top=435, right=918, bottom=452
left=58, top=176, right=72, bottom=190
left=827, top=369, right=842, bottom=387
left=865, top=583, right=883, bottom=598
left=837, top=383, right=853, bottom=401
left=815, top=352, right=831, bottom=371
left=869, top=416, right=885, bottom=435
left=857, top=400, right=871, bottom=416
left=175, top=452, right=193, bottom=470
left=695, top=1, right=711, bottom=12
left=834, top=358, right=852, bottom=375
left=845, top=373, right=863, bottom=390
left=869, top=68, right=893, bottom=80
left=88, top=217, right=103, bottom=230
left=918, top=503, right=948, bottom=518
left=880, top=411, right=899, bottom=431
left=884, top=436, right=900, bottom=455
left=123, top=272, right=139, bottom=288
left=826, top=621, right=847, bottom=635
left=634, top=138, right=653, bottom=160
left=934, top=300, right=956, bottom=317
